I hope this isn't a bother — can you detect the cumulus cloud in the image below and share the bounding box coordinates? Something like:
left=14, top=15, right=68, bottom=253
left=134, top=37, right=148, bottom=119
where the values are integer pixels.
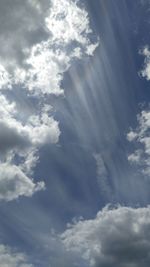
left=0, top=163, right=45, bottom=201
left=60, top=205, right=150, bottom=267
left=0, top=0, right=98, bottom=95
left=0, top=0, right=98, bottom=201
left=0, top=0, right=50, bottom=70
left=0, top=121, right=30, bottom=154
left=0, top=244, right=33, bottom=267
left=46, top=0, right=94, bottom=46
left=0, top=0, right=98, bottom=94
left=0, top=94, right=60, bottom=161
left=127, top=109, right=150, bottom=176
left=0, top=94, right=59, bottom=200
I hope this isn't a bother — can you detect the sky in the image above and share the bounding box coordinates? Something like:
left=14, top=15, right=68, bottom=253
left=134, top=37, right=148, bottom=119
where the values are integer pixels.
left=1, top=0, right=150, bottom=266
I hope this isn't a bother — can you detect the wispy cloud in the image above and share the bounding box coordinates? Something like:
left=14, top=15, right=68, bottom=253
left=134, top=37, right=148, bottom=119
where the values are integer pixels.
left=93, top=153, right=113, bottom=200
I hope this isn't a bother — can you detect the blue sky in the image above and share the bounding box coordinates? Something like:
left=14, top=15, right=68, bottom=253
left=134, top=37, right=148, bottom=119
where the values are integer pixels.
left=1, top=0, right=150, bottom=266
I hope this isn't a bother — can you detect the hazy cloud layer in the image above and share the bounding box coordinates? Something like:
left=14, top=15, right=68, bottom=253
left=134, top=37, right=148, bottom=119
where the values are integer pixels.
left=60, top=206, right=150, bottom=267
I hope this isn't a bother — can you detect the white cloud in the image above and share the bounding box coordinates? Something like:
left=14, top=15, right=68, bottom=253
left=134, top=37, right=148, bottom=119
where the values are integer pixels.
left=127, top=109, right=150, bottom=176
left=0, top=94, right=60, bottom=200
left=46, top=0, right=92, bottom=45
left=128, top=45, right=150, bottom=175
left=86, top=42, right=100, bottom=56
left=0, top=0, right=98, bottom=201
left=0, top=244, right=33, bottom=267
left=128, top=149, right=142, bottom=163
left=27, top=109, right=60, bottom=145
left=0, top=163, right=45, bottom=201
left=60, top=205, right=150, bottom=267
left=0, top=0, right=99, bottom=94
left=0, top=95, right=31, bottom=161
left=0, top=94, right=60, bottom=157
left=140, top=46, right=150, bottom=80
left=0, top=0, right=50, bottom=71
left=127, top=130, right=137, bottom=142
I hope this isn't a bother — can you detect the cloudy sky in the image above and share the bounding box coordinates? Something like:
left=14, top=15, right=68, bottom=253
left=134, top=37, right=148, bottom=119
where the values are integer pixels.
left=1, top=0, right=150, bottom=266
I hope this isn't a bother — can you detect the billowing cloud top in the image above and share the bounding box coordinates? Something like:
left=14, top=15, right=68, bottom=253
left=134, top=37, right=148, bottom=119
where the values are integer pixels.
left=61, top=206, right=150, bottom=267
left=0, top=0, right=98, bottom=201
left=0, top=0, right=98, bottom=94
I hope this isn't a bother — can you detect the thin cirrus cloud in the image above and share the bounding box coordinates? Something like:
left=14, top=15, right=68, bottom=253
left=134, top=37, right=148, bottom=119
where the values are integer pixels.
left=93, top=153, right=113, bottom=201
left=60, top=205, right=150, bottom=267
left=0, top=0, right=98, bottom=201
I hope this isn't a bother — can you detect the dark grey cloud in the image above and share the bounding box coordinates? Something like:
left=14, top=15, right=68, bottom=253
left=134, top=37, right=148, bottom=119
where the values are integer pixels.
left=0, top=121, right=31, bottom=154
